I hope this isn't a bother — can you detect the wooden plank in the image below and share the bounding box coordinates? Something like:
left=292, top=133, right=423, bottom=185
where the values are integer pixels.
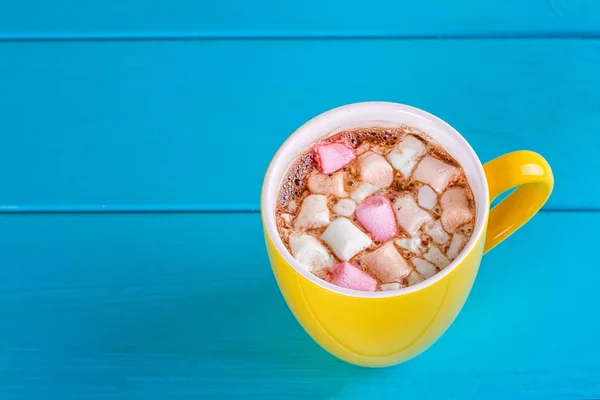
left=0, top=39, right=597, bottom=210
left=0, top=0, right=599, bottom=38
left=0, top=212, right=598, bottom=399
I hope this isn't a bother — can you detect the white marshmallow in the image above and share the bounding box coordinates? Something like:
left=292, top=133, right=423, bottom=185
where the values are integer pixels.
left=288, top=200, right=297, bottom=212
left=279, top=227, right=291, bottom=241
left=380, top=282, right=404, bottom=291
left=440, top=187, right=469, bottom=208
left=393, top=195, right=432, bottom=236
left=424, top=246, right=451, bottom=269
left=447, top=233, right=467, bottom=260
left=441, top=207, right=474, bottom=233
left=289, top=234, right=334, bottom=272
left=294, top=195, right=330, bottom=230
left=356, top=143, right=371, bottom=155
left=333, top=198, right=357, bottom=217
left=395, top=237, right=423, bottom=254
left=363, top=242, right=412, bottom=283
left=280, top=213, right=293, bottom=225
left=371, top=146, right=385, bottom=154
left=423, top=220, right=450, bottom=245
left=413, top=156, right=459, bottom=193
left=406, top=271, right=424, bottom=286
left=440, top=187, right=474, bottom=233
left=386, top=135, right=427, bottom=177
left=321, top=218, right=372, bottom=261
left=411, top=258, right=438, bottom=279
left=359, top=153, right=394, bottom=188
left=418, top=185, right=437, bottom=210
left=350, top=182, right=379, bottom=202
left=308, top=171, right=348, bottom=198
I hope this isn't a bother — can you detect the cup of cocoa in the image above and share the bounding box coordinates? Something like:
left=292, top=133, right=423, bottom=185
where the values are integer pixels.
left=261, top=102, right=553, bottom=367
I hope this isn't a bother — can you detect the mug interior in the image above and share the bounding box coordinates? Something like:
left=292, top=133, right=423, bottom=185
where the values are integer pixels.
left=261, top=102, right=489, bottom=298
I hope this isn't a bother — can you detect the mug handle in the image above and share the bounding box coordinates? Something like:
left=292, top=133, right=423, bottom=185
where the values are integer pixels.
left=482, top=150, right=554, bottom=253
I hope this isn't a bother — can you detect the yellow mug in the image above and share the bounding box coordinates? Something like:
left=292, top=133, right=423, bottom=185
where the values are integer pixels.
left=261, top=102, right=553, bottom=367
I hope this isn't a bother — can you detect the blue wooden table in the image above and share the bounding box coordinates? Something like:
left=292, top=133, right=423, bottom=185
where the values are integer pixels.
left=1, top=1, right=599, bottom=399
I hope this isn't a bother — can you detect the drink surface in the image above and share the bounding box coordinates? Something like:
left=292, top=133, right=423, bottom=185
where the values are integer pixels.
left=276, top=126, right=476, bottom=292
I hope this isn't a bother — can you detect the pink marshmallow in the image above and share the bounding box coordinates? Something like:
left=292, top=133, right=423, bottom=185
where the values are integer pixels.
left=326, top=262, right=378, bottom=292
left=355, top=195, right=397, bottom=241
left=313, top=139, right=356, bottom=174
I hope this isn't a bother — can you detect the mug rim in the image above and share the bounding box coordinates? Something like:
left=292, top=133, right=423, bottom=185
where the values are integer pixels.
left=261, top=101, right=490, bottom=298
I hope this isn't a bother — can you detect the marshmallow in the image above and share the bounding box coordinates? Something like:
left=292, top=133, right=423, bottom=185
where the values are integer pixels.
left=372, top=146, right=386, bottom=154
left=411, top=258, right=438, bottom=279
left=356, top=143, right=371, bottom=155
left=395, top=237, right=423, bottom=254
left=288, top=200, right=297, bottom=212
left=413, top=156, right=458, bottom=193
left=280, top=213, right=293, bottom=225
left=308, top=171, right=348, bottom=198
left=423, top=220, right=450, bottom=245
left=363, top=242, right=412, bottom=283
left=447, top=233, right=467, bottom=260
left=350, top=182, right=379, bottom=202
left=321, top=218, right=372, bottom=261
left=279, top=227, right=291, bottom=242
left=355, top=195, right=397, bottom=242
left=326, top=262, right=378, bottom=292
left=418, top=185, right=437, bottom=210
left=294, top=195, right=330, bottom=230
left=393, top=195, right=432, bottom=236
left=424, top=246, right=450, bottom=269
left=441, top=187, right=469, bottom=208
left=313, top=139, right=356, bottom=174
left=380, top=282, right=404, bottom=291
left=441, top=208, right=474, bottom=233
left=386, top=135, right=428, bottom=177
left=333, top=198, right=357, bottom=217
left=440, top=187, right=474, bottom=233
left=289, top=234, right=334, bottom=272
left=406, top=271, right=424, bottom=286
left=359, top=153, right=394, bottom=188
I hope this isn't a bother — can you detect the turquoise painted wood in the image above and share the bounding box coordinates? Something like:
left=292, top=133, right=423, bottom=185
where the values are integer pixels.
left=0, top=212, right=598, bottom=399
left=0, top=39, right=598, bottom=210
left=1, top=0, right=599, bottom=38
left=0, top=0, right=597, bottom=398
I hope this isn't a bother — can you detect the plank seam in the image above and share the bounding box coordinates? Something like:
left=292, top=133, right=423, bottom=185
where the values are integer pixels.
left=0, top=205, right=591, bottom=214
left=0, top=204, right=260, bottom=213
left=2, top=32, right=600, bottom=42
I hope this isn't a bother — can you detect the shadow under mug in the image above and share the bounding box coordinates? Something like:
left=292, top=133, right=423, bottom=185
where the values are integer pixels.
left=261, top=102, right=553, bottom=367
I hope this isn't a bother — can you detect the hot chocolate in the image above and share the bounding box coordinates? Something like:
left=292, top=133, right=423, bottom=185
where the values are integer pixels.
left=276, top=126, right=476, bottom=292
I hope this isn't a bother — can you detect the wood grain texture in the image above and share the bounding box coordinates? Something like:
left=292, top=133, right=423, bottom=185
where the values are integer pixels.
left=0, top=0, right=599, bottom=38
left=0, top=212, right=598, bottom=399
left=1, top=39, right=598, bottom=210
